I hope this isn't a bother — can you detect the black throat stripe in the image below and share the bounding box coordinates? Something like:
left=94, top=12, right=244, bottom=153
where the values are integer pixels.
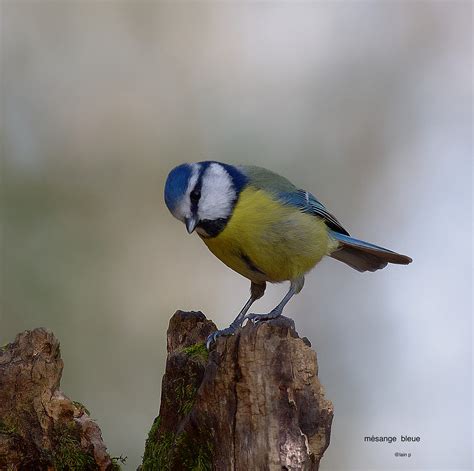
left=197, top=218, right=230, bottom=238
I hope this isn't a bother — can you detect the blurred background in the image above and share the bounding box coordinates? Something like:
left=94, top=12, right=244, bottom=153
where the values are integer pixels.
left=1, top=2, right=472, bottom=470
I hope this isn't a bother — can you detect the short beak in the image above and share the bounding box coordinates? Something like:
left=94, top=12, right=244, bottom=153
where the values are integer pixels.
left=185, top=217, right=197, bottom=234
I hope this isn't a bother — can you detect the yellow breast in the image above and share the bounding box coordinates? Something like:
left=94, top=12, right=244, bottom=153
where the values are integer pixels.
left=200, top=187, right=338, bottom=283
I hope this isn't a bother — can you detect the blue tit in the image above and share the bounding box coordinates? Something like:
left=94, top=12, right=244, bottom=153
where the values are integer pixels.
left=164, top=161, right=412, bottom=348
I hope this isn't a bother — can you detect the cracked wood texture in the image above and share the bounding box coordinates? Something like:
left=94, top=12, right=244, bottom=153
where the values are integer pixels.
left=142, top=311, right=333, bottom=471
left=0, top=328, right=113, bottom=470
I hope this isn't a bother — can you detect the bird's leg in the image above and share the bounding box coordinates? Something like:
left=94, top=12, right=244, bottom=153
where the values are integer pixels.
left=246, top=277, right=305, bottom=324
left=206, top=282, right=266, bottom=349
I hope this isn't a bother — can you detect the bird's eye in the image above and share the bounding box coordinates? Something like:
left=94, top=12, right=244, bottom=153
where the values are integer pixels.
left=190, top=189, right=201, bottom=202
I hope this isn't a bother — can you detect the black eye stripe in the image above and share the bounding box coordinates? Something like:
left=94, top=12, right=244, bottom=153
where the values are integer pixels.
left=190, top=189, right=201, bottom=201
left=190, top=177, right=203, bottom=217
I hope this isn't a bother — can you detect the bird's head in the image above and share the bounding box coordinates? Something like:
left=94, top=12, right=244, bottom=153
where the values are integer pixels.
left=164, top=161, right=247, bottom=237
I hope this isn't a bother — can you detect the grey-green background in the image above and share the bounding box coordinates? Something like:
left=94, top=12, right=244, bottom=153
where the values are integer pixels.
left=1, top=2, right=472, bottom=470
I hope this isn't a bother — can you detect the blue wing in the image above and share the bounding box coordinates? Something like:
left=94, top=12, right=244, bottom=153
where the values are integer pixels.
left=278, top=189, right=350, bottom=236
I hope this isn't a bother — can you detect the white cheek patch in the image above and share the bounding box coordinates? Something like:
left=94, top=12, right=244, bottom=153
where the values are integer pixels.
left=174, top=163, right=200, bottom=221
left=198, top=163, right=236, bottom=221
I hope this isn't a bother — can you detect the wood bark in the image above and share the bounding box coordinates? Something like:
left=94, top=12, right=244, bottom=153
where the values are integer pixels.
left=0, top=328, right=113, bottom=470
left=1, top=313, right=333, bottom=470
left=142, top=311, right=333, bottom=471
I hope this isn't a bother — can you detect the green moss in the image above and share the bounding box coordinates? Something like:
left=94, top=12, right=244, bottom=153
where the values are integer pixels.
left=110, top=454, right=127, bottom=470
left=179, top=433, right=213, bottom=471
left=141, top=340, right=214, bottom=470
left=142, top=430, right=175, bottom=471
left=183, top=438, right=213, bottom=471
left=142, top=417, right=166, bottom=471
left=142, top=422, right=213, bottom=471
left=0, top=419, right=18, bottom=436
left=175, top=379, right=198, bottom=416
left=72, top=400, right=91, bottom=416
left=51, top=423, right=97, bottom=470
left=182, top=342, right=209, bottom=363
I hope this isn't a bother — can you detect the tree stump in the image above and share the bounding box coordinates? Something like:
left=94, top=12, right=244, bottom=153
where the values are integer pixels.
left=142, top=311, right=333, bottom=471
left=0, top=328, right=114, bottom=470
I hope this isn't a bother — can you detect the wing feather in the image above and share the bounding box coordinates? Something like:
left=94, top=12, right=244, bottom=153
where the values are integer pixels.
left=278, top=189, right=350, bottom=235
left=238, top=165, right=349, bottom=235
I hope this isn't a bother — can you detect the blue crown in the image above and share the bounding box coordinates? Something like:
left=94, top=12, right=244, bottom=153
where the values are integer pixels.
left=164, top=163, right=192, bottom=211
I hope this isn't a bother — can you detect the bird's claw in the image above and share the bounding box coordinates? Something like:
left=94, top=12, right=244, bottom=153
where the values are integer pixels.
left=206, top=324, right=239, bottom=350
left=246, top=309, right=282, bottom=325
left=206, top=309, right=283, bottom=349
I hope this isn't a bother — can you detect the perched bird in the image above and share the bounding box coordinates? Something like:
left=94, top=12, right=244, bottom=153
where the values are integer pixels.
left=164, top=161, right=412, bottom=348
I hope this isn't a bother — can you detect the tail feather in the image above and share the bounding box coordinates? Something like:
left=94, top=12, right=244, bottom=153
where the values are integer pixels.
left=329, top=230, right=412, bottom=273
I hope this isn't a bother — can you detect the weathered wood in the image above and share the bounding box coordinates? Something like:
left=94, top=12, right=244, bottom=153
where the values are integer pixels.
left=0, top=328, right=114, bottom=470
left=142, top=311, right=333, bottom=471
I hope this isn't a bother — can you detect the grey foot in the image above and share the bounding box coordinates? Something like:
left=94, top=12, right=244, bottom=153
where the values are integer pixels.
left=206, top=323, right=240, bottom=350
left=246, top=308, right=282, bottom=324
